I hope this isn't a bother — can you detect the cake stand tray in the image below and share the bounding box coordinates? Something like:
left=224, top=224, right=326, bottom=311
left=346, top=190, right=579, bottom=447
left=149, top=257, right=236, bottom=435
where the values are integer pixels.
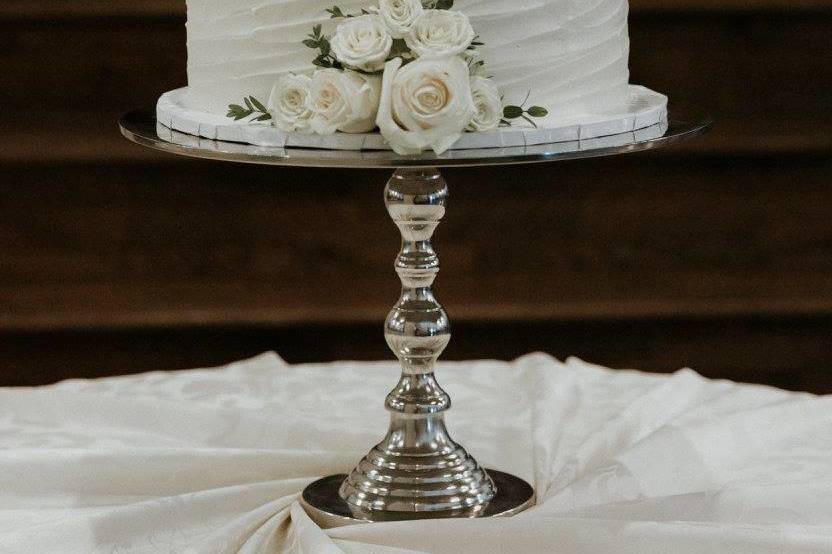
left=123, top=109, right=706, bottom=169
left=120, top=109, right=710, bottom=526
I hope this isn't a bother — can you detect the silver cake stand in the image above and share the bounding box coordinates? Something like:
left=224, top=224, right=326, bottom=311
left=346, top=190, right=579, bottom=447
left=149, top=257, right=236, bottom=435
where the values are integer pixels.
left=120, top=110, right=710, bottom=527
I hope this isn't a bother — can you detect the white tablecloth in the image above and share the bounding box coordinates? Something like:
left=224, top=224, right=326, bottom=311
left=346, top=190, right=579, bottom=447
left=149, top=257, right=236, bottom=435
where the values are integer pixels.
left=0, top=352, right=830, bottom=553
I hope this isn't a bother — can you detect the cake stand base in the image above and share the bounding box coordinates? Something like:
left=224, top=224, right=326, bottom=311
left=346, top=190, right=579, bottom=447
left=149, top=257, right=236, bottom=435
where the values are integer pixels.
left=294, top=167, right=535, bottom=527
left=301, top=470, right=535, bottom=528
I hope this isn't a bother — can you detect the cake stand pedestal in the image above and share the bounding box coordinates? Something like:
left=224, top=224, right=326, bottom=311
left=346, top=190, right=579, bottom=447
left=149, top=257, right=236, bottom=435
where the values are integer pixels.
left=120, top=111, right=710, bottom=527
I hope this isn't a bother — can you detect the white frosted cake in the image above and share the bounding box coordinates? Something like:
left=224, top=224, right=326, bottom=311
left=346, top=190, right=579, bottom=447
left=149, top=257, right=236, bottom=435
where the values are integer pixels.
left=166, top=0, right=663, bottom=154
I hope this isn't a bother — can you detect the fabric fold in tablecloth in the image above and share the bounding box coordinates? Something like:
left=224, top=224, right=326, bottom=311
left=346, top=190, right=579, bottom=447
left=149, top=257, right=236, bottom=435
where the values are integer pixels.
left=0, top=352, right=830, bottom=553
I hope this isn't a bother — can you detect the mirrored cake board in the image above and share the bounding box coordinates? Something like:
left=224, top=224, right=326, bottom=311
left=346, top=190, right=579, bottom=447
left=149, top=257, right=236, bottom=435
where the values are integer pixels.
left=157, top=85, right=668, bottom=151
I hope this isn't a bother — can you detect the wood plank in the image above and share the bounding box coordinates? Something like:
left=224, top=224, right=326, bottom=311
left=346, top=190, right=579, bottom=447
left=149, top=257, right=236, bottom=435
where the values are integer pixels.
left=3, top=0, right=830, bottom=19
left=2, top=276, right=831, bottom=332
left=0, top=20, right=187, bottom=114
left=4, top=113, right=170, bottom=164
left=633, top=0, right=832, bottom=12
left=0, top=1, right=184, bottom=19
left=1, top=157, right=830, bottom=330
left=1, top=316, right=830, bottom=393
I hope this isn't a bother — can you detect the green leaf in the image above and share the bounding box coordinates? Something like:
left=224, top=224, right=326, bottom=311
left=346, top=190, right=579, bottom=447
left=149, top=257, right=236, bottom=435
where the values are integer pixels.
left=319, top=38, right=331, bottom=56
left=467, top=59, right=485, bottom=75
left=431, top=0, right=454, bottom=9
left=350, top=67, right=384, bottom=76
left=313, top=55, right=332, bottom=68
left=313, top=24, right=322, bottom=38
left=227, top=97, right=270, bottom=122
left=303, top=39, right=319, bottom=49
left=527, top=106, right=548, bottom=118
left=249, top=96, right=268, bottom=113
left=226, top=103, right=253, bottom=120
left=326, top=6, right=345, bottom=18
left=503, top=105, right=524, bottom=119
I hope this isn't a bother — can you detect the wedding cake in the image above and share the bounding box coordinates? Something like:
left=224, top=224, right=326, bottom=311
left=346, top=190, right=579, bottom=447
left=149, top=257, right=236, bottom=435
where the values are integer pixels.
left=170, top=0, right=662, bottom=154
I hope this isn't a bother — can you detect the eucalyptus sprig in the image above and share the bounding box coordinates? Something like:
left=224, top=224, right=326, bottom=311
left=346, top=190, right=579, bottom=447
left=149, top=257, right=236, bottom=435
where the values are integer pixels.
left=468, top=59, right=486, bottom=75
left=326, top=6, right=348, bottom=18
left=227, top=96, right=272, bottom=121
left=501, top=91, right=548, bottom=128
left=423, top=0, right=454, bottom=9
left=303, top=24, right=344, bottom=70
left=326, top=5, right=371, bottom=18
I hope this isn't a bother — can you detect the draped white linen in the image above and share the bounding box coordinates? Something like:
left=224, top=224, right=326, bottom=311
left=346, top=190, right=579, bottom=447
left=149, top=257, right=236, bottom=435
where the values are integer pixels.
left=1, top=352, right=830, bottom=553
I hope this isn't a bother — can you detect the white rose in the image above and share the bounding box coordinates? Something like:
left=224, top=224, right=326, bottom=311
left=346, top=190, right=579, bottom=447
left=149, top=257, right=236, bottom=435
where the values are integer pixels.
left=308, top=69, right=382, bottom=134
left=378, top=0, right=424, bottom=39
left=466, top=76, right=502, bottom=132
left=405, top=9, right=475, bottom=59
left=330, top=14, right=393, bottom=73
left=376, top=56, right=475, bottom=155
left=268, top=74, right=314, bottom=134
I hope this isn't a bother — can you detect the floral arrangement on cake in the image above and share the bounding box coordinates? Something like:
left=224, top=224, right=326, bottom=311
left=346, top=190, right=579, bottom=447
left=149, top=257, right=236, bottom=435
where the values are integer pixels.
left=226, top=1, right=548, bottom=155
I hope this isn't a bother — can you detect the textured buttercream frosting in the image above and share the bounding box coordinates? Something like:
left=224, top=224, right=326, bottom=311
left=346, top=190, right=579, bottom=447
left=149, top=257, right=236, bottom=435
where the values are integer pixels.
left=184, top=0, right=630, bottom=124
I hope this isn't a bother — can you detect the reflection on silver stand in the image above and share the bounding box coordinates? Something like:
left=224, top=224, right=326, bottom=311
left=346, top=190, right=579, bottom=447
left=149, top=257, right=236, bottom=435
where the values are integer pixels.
left=303, top=168, right=534, bottom=526
left=341, top=169, right=496, bottom=515
left=119, top=109, right=710, bottom=527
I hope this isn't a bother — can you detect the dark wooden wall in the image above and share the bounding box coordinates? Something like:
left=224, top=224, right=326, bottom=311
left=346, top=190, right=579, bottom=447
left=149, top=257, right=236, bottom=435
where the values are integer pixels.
left=1, top=1, right=831, bottom=391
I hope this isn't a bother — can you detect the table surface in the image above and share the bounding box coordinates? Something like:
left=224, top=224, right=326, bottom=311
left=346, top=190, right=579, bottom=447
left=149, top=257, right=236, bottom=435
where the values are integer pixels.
left=0, top=353, right=829, bottom=553
left=120, top=109, right=711, bottom=168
